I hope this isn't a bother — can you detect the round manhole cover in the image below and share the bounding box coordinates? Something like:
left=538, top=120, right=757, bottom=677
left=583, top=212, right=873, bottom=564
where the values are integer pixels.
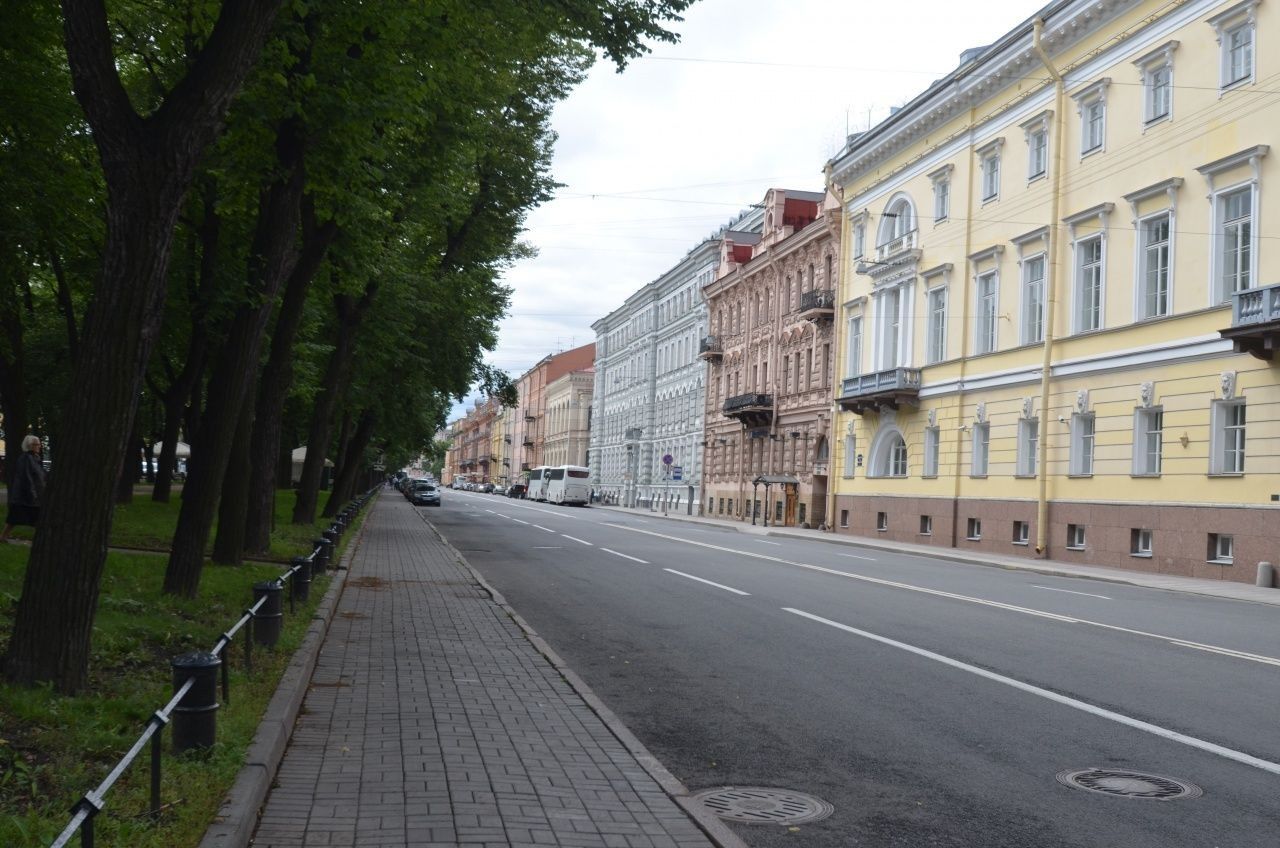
left=1056, top=768, right=1202, bottom=800
left=693, top=787, right=834, bottom=824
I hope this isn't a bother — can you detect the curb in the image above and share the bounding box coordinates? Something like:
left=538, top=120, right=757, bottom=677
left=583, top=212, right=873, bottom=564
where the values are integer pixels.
left=198, top=507, right=372, bottom=848
left=418, top=509, right=750, bottom=848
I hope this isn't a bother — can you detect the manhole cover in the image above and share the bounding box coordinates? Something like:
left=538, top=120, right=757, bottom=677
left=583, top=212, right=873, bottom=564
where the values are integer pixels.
left=1056, top=769, right=1202, bottom=800
left=693, top=787, right=834, bottom=824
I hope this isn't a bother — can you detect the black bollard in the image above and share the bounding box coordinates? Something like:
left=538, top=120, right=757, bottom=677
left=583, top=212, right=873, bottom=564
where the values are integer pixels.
left=312, top=538, right=331, bottom=570
left=252, top=581, right=283, bottom=647
left=322, top=527, right=339, bottom=550
left=318, top=537, right=336, bottom=571
left=171, top=651, right=221, bottom=753
left=290, top=557, right=311, bottom=602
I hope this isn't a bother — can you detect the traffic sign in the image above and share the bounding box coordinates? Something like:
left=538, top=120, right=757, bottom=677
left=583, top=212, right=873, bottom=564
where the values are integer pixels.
left=662, top=453, right=673, bottom=465
left=672, top=466, right=683, bottom=481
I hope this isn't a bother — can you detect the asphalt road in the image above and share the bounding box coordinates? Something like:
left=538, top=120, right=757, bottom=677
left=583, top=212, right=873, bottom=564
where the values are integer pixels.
left=425, top=490, right=1280, bottom=847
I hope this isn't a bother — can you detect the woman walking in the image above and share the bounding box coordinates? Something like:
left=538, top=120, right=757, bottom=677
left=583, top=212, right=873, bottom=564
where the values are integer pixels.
left=1, top=435, right=47, bottom=541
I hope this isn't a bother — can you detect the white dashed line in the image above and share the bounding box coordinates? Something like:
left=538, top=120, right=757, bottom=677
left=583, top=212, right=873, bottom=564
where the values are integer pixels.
left=561, top=534, right=593, bottom=546
left=511, top=518, right=530, bottom=525
left=664, top=569, right=750, bottom=596
left=601, top=548, right=649, bottom=564
left=532, top=525, right=556, bottom=533
left=1032, top=585, right=1112, bottom=600
left=837, top=553, right=877, bottom=561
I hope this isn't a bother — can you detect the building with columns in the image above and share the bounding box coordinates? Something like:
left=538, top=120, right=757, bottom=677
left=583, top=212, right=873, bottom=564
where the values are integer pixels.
left=544, top=368, right=594, bottom=468
left=510, top=343, right=595, bottom=478
left=701, top=188, right=840, bottom=527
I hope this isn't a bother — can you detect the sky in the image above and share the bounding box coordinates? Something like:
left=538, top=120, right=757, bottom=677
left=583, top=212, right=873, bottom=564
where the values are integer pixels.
left=449, top=0, right=1042, bottom=422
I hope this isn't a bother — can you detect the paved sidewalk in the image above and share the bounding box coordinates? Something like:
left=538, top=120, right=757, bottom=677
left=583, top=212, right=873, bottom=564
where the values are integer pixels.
left=593, top=503, right=1280, bottom=606
left=250, top=496, right=728, bottom=848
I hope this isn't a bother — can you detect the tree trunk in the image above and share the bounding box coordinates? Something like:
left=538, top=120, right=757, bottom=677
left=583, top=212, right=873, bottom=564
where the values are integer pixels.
left=4, top=0, right=285, bottom=692
left=115, top=412, right=142, bottom=505
left=320, top=411, right=353, bottom=518
left=324, top=409, right=374, bottom=515
left=211, top=390, right=255, bottom=564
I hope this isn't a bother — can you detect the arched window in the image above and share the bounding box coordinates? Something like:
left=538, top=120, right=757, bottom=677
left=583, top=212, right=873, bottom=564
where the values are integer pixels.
left=868, top=427, right=909, bottom=478
left=876, top=194, right=917, bottom=256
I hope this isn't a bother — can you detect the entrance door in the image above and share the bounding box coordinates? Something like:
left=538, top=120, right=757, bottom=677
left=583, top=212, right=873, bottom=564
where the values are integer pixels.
left=811, top=475, right=827, bottom=528
left=784, top=483, right=798, bottom=526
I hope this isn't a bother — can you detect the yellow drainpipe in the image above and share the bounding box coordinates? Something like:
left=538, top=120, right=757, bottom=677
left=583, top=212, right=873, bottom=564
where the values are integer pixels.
left=950, top=107, right=978, bottom=548
left=1032, top=18, right=1065, bottom=556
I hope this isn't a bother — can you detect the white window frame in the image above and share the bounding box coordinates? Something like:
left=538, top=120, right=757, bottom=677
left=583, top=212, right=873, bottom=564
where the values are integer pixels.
left=1207, top=0, right=1258, bottom=91
left=1074, top=235, right=1104, bottom=333
left=966, top=517, right=982, bottom=541
left=1131, top=528, right=1153, bottom=557
left=929, top=164, right=953, bottom=223
left=975, top=268, right=999, bottom=355
left=1071, top=78, right=1110, bottom=158
left=1132, top=406, right=1163, bottom=477
left=977, top=138, right=1004, bottom=202
left=890, top=435, right=908, bottom=478
left=923, top=426, right=940, bottom=478
left=1137, top=211, right=1172, bottom=319
left=1020, top=253, right=1046, bottom=345
left=1070, top=412, right=1095, bottom=476
left=1016, top=417, right=1039, bottom=478
left=1209, top=533, right=1235, bottom=564
left=1210, top=399, right=1246, bottom=475
left=1124, top=178, right=1182, bottom=322
left=1217, top=185, right=1254, bottom=302
left=920, top=515, right=933, bottom=535
left=1067, top=524, right=1086, bottom=550
left=876, top=194, right=918, bottom=259
left=1196, top=147, right=1265, bottom=306
left=1132, top=41, right=1178, bottom=128
left=845, top=312, right=863, bottom=378
left=971, top=422, right=990, bottom=477
left=926, top=284, right=948, bottom=364
left=1013, top=520, right=1030, bottom=545
left=1020, top=110, right=1051, bottom=182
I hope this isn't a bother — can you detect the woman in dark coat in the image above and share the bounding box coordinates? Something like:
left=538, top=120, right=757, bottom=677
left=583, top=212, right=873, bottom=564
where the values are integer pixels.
left=1, top=434, right=46, bottom=540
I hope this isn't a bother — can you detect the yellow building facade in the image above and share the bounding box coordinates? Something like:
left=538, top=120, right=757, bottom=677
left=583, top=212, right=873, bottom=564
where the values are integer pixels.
left=828, top=0, right=1276, bottom=582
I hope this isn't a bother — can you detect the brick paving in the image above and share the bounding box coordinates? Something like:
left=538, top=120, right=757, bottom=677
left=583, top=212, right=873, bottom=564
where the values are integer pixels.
left=252, top=496, right=717, bottom=848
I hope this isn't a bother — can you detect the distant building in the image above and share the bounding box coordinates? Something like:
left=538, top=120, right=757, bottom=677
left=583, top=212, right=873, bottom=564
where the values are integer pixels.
left=544, top=368, right=594, bottom=468
left=512, top=343, right=596, bottom=477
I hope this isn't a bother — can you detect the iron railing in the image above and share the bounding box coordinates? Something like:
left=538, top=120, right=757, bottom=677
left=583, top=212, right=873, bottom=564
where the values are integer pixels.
left=698, top=335, right=721, bottom=355
left=49, top=488, right=378, bottom=848
left=798, top=289, right=835, bottom=312
left=723, top=392, right=773, bottom=413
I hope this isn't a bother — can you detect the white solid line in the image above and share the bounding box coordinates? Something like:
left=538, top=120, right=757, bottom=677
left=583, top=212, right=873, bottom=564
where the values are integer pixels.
left=601, top=548, right=649, bottom=564
left=484, top=509, right=496, bottom=514
left=561, top=534, right=593, bottom=546
left=1032, top=585, right=1112, bottom=600
left=532, top=546, right=563, bottom=549
left=602, top=522, right=1280, bottom=668
left=532, top=524, right=556, bottom=533
left=837, top=552, right=877, bottom=561
left=511, top=518, right=530, bottom=525
left=784, top=607, right=1280, bottom=777
left=664, top=569, right=750, bottom=595
left=756, top=540, right=782, bottom=546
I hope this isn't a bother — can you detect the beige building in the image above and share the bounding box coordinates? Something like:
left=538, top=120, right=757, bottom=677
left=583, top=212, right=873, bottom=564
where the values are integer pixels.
left=543, top=368, right=594, bottom=468
left=702, top=188, right=840, bottom=527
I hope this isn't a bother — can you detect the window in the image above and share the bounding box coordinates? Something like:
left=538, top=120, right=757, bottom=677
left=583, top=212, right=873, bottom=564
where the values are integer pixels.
left=1139, top=213, right=1171, bottom=318
left=1074, top=235, right=1103, bottom=332
left=1013, top=520, right=1029, bottom=545
left=774, top=501, right=783, bottom=522
left=853, top=222, right=866, bottom=259
left=923, top=426, right=940, bottom=478
left=934, top=178, right=950, bottom=221
left=879, top=287, right=902, bottom=369
left=980, top=148, right=1001, bottom=201
left=975, top=270, right=998, bottom=354
left=1021, top=255, right=1045, bottom=344
left=1131, top=528, right=1153, bottom=557
left=1224, top=22, right=1254, bottom=87
left=1208, top=533, right=1234, bottom=564
left=1133, top=407, right=1163, bottom=476
left=1070, top=413, right=1095, bottom=476
left=1028, top=128, right=1047, bottom=179
left=843, top=434, right=856, bottom=478
left=876, top=511, right=888, bottom=531
left=888, top=433, right=907, bottom=477
left=971, top=423, right=990, bottom=477
left=1067, top=524, right=1086, bottom=549
left=846, top=315, right=863, bottom=377
left=920, top=515, right=933, bottom=535
left=840, top=509, right=849, bottom=528
left=1145, top=65, right=1172, bottom=123
left=1211, top=400, right=1246, bottom=474
left=1072, top=79, right=1110, bottom=156
left=1017, top=417, right=1039, bottom=477
left=966, top=518, right=982, bottom=540
left=927, top=286, right=947, bottom=363
left=1218, top=187, right=1253, bottom=300
left=877, top=196, right=917, bottom=257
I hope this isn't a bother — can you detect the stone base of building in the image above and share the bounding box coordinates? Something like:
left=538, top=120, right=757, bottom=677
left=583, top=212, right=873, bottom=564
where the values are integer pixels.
left=832, top=494, right=1271, bottom=584
left=705, top=483, right=829, bottom=529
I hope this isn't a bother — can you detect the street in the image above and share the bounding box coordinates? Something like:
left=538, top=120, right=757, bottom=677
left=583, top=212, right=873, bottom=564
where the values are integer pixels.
left=429, top=491, right=1280, bottom=847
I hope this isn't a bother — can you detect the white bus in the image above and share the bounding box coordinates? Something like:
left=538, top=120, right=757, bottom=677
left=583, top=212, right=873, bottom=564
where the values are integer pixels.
left=545, top=465, right=591, bottom=506
left=527, top=466, right=550, bottom=501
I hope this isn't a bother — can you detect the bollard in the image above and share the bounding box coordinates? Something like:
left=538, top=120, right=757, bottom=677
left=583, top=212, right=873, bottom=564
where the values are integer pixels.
left=1258, top=561, right=1275, bottom=588
left=306, top=552, right=324, bottom=581
left=252, top=581, right=283, bottom=647
left=313, top=538, right=331, bottom=571
left=171, top=651, right=221, bottom=753
left=290, top=557, right=311, bottom=602
left=318, top=536, right=336, bottom=568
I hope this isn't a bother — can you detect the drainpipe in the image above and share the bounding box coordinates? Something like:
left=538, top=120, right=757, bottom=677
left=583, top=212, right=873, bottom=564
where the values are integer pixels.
left=1032, top=18, right=1065, bottom=557
left=950, top=108, right=978, bottom=550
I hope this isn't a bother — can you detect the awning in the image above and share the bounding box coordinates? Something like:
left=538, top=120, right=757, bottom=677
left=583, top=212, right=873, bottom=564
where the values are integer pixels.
left=752, top=474, right=799, bottom=485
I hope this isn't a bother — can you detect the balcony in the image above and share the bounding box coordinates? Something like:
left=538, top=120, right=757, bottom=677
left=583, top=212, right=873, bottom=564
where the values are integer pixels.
left=1221, top=282, right=1280, bottom=360
left=876, top=228, right=917, bottom=261
left=522, top=437, right=534, bottom=447
left=698, top=335, right=722, bottom=361
left=797, top=289, right=835, bottom=322
left=837, top=367, right=922, bottom=415
left=503, top=435, right=511, bottom=444
left=523, top=410, right=536, bottom=421
left=722, top=392, right=774, bottom=428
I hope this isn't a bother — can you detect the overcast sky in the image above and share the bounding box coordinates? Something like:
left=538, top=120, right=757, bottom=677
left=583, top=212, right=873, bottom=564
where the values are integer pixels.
left=449, top=0, right=1040, bottom=422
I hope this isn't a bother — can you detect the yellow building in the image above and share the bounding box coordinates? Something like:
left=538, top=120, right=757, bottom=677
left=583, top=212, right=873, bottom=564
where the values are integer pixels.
left=827, top=0, right=1275, bottom=583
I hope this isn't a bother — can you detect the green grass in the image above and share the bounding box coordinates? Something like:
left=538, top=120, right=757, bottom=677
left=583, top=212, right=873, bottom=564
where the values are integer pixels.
left=0, top=493, right=372, bottom=847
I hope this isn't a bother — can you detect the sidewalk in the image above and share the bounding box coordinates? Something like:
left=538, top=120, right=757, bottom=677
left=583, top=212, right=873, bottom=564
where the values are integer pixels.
left=593, top=503, right=1280, bottom=607
left=240, top=495, right=738, bottom=848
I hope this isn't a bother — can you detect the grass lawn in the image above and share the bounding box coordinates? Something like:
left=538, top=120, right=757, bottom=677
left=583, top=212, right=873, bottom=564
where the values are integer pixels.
left=0, top=491, right=373, bottom=847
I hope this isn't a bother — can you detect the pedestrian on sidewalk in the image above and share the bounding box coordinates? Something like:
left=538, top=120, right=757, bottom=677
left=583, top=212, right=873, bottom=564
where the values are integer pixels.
left=1, top=435, right=46, bottom=541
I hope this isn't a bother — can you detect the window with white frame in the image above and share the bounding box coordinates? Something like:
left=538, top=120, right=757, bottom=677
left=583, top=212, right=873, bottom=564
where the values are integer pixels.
left=1074, top=235, right=1103, bottom=332
left=1131, top=528, right=1153, bottom=557
left=971, top=423, right=989, bottom=477
left=1070, top=413, right=1095, bottom=476
left=1073, top=79, right=1110, bottom=156
left=877, top=511, right=888, bottom=531
left=1017, top=417, right=1039, bottom=477
left=843, top=434, right=855, bottom=477
left=1133, top=41, right=1178, bottom=126
left=846, top=314, right=863, bottom=378
left=877, top=196, right=917, bottom=258
left=923, top=426, right=940, bottom=477
left=1021, top=254, right=1046, bottom=345
left=1132, top=407, right=1163, bottom=476
left=1028, top=127, right=1048, bottom=179
left=1211, top=399, right=1246, bottom=474
left=966, top=517, right=982, bottom=540
left=934, top=177, right=950, bottom=221
left=1207, top=0, right=1257, bottom=90
left=890, top=434, right=908, bottom=477
left=975, top=270, right=998, bottom=354
left=979, top=141, right=1002, bottom=201
left=879, top=287, right=902, bottom=368
left=927, top=285, right=947, bottom=363
left=1013, top=520, right=1030, bottom=545
left=1218, top=186, right=1253, bottom=300
left=1208, top=532, right=1234, bottom=563
left=1139, top=212, right=1172, bottom=318
left=853, top=221, right=866, bottom=259
left=1067, top=524, right=1086, bottom=549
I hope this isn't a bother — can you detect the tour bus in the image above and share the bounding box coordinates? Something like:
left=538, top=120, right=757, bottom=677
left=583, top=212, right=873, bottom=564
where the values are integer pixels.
left=545, top=465, right=591, bottom=506
left=526, top=466, right=550, bottom=501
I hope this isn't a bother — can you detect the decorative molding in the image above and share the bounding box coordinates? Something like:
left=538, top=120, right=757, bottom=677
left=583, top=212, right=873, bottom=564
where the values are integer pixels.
left=927, top=408, right=938, bottom=428
left=968, top=244, right=1004, bottom=266
left=1139, top=381, right=1155, bottom=408
left=1064, top=202, right=1115, bottom=240
left=1196, top=145, right=1269, bottom=193
left=1021, top=397, right=1035, bottom=419
left=1075, top=389, right=1090, bottom=414
left=921, top=262, right=953, bottom=282
left=975, top=136, right=1005, bottom=157
left=1206, top=0, right=1261, bottom=42
left=1019, top=109, right=1053, bottom=135
left=927, top=163, right=954, bottom=183
left=1220, top=370, right=1238, bottom=399
left=1070, top=77, right=1112, bottom=113
left=974, top=402, right=987, bottom=424
left=1011, top=226, right=1050, bottom=260
left=1123, top=177, right=1183, bottom=223
left=1131, top=39, right=1179, bottom=72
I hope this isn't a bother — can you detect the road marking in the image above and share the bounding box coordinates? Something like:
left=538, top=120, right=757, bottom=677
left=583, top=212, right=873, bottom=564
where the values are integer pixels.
left=532, top=546, right=563, bottom=549
left=784, top=607, right=1280, bottom=777
left=837, top=552, right=877, bottom=561
left=561, top=534, right=593, bottom=546
left=1033, top=585, right=1112, bottom=600
left=601, top=548, right=649, bottom=564
left=532, top=524, right=556, bottom=533
left=511, top=518, right=530, bottom=525
left=665, top=569, right=750, bottom=595
left=602, top=522, right=1280, bottom=668
left=484, top=509, right=496, bottom=514
left=756, top=540, right=782, bottom=546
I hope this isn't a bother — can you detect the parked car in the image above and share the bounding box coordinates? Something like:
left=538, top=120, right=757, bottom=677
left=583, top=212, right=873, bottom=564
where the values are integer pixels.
left=480, top=482, right=495, bottom=494
left=410, top=481, right=441, bottom=506
left=492, top=485, right=507, bottom=496
left=506, top=483, right=527, bottom=498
